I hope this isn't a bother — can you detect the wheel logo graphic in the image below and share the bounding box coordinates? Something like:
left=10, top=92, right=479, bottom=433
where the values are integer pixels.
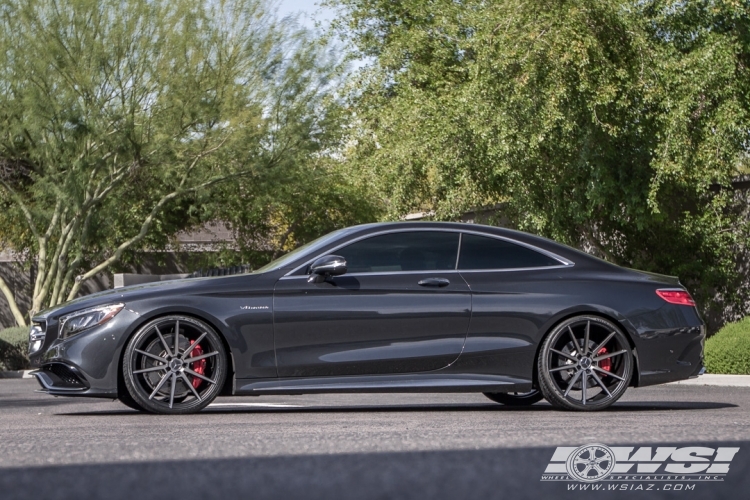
left=566, top=444, right=616, bottom=482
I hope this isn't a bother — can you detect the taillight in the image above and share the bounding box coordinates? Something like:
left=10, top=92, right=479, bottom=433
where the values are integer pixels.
left=656, top=289, right=696, bottom=306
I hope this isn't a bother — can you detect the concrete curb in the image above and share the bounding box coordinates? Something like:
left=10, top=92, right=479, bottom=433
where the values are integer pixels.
left=668, top=374, right=750, bottom=388
left=0, top=370, right=34, bottom=379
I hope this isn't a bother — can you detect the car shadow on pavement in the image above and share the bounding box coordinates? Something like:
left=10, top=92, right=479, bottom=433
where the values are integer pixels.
left=1, top=441, right=748, bottom=500
left=55, top=400, right=737, bottom=417
left=0, top=397, right=105, bottom=408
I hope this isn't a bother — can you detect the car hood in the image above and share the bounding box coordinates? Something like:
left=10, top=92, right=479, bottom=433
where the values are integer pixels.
left=33, top=274, right=263, bottom=321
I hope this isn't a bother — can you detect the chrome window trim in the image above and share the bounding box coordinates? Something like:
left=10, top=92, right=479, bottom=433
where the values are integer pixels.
left=455, top=264, right=572, bottom=273
left=282, top=227, right=574, bottom=278
left=279, top=265, right=572, bottom=280
left=279, top=269, right=462, bottom=280
left=454, top=232, right=463, bottom=270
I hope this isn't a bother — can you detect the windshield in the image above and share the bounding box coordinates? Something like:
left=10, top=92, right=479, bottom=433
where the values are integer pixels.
left=252, top=228, right=348, bottom=273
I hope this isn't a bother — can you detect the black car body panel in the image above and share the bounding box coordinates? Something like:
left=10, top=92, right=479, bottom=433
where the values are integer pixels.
left=273, top=271, right=472, bottom=377
left=28, top=222, right=705, bottom=400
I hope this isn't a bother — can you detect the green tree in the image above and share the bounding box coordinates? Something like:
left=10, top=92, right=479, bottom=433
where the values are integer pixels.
left=0, top=0, right=353, bottom=325
left=330, top=0, right=750, bottom=327
left=204, top=100, right=384, bottom=266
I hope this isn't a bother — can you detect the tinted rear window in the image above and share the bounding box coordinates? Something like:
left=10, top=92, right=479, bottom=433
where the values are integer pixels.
left=337, top=231, right=459, bottom=273
left=458, top=234, right=560, bottom=270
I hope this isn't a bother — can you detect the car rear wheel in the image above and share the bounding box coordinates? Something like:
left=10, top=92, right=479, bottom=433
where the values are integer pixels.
left=538, top=316, right=632, bottom=411
left=483, top=390, right=544, bottom=406
left=122, top=315, right=227, bottom=414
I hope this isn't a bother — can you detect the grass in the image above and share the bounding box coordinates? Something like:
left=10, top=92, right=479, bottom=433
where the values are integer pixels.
left=704, top=317, right=750, bottom=375
left=0, top=326, right=29, bottom=371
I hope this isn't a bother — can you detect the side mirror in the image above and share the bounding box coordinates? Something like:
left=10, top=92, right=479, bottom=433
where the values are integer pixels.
left=308, top=255, right=347, bottom=283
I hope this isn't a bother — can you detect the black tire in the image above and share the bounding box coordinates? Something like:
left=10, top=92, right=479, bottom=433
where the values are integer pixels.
left=117, top=361, right=145, bottom=412
left=483, top=390, right=544, bottom=406
left=122, top=315, right=227, bottom=415
left=538, top=315, right=632, bottom=411
left=118, top=387, right=145, bottom=412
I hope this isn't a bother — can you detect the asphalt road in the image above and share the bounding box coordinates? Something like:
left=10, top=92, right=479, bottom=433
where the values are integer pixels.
left=1, top=379, right=749, bottom=499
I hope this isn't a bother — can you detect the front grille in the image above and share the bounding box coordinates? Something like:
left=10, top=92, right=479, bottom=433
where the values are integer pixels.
left=42, top=363, right=86, bottom=388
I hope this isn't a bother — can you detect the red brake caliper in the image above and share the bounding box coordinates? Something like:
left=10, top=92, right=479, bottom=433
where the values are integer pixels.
left=597, top=347, right=612, bottom=374
left=189, top=340, right=206, bottom=389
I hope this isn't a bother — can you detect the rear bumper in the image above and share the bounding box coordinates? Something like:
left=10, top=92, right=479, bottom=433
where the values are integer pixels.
left=632, top=322, right=705, bottom=387
left=636, top=358, right=705, bottom=387
left=692, top=366, right=707, bottom=378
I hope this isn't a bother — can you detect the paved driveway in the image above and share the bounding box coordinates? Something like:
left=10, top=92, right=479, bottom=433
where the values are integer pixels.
left=1, top=379, right=748, bottom=499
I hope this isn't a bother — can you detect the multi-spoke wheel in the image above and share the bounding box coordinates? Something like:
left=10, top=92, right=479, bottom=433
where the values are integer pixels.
left=537, top=316, right=632, bottom=411
left=483, top=390, right=544, bottom=406
left=122, top=316, right=227, bottom=414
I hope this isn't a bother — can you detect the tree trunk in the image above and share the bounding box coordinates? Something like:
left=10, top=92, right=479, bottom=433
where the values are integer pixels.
left=0, top=274, right=28, bottom=327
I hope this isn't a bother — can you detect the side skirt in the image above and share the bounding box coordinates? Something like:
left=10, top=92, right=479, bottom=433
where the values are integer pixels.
left=235, top=373, right=532, bottom=396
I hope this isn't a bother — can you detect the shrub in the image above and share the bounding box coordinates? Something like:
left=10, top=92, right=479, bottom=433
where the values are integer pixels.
left=704, top=317, right=750, bottom=375
left=0, top=326, right=30, bottom=371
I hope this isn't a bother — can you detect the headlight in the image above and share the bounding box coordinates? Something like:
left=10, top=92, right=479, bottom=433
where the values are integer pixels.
left=59, top=303, right=125, bottom=339
left=28, top=323, right=46, bottom=354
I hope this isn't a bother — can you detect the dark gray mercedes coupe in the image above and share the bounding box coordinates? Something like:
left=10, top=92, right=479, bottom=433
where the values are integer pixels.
left=29, top=222, right=705, bottom=413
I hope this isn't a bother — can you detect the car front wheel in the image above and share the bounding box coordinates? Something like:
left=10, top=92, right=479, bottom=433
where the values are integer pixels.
left=122, top=315, right=227, bottom=414
left=483, top=390, right=544, bottom=406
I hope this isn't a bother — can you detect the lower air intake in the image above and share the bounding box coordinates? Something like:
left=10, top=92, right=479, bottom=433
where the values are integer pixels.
left=42, top=363, right=87, bottom=388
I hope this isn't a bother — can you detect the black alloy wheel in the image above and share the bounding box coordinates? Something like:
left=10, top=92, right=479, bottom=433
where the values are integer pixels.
left=483, top=390, right=544, bottom=406
left=538, top=316, right=632, bottom=411
left=122, top=315, right=227, bottom=414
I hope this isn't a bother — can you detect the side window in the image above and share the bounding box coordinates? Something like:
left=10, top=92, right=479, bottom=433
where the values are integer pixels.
left=336, top=231, right=460, bottom=273
left=458, top=234, right=560, bottom=270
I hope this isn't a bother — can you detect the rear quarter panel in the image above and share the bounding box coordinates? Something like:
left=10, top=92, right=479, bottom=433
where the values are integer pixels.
left=445, top=267, right=705, bottom=386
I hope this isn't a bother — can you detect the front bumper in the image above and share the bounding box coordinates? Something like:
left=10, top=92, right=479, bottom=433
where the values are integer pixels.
left=33, top=363, right=90, bottom=393
left=29, top=309, right=141, bottom=398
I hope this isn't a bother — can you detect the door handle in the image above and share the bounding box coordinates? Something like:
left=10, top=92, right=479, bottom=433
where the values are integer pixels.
left=418, top=277, right=450, bottom=287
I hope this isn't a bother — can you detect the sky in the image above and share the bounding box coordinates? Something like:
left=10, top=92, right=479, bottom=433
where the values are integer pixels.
left=275, top=0, right=369, bottom=70
left=275, top=0, right=337, bottom=31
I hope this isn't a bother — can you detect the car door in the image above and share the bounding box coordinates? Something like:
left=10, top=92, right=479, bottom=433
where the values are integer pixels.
left=452, top=232, right=571, bottom=377
left=273, top=230, right=472, bottom=377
